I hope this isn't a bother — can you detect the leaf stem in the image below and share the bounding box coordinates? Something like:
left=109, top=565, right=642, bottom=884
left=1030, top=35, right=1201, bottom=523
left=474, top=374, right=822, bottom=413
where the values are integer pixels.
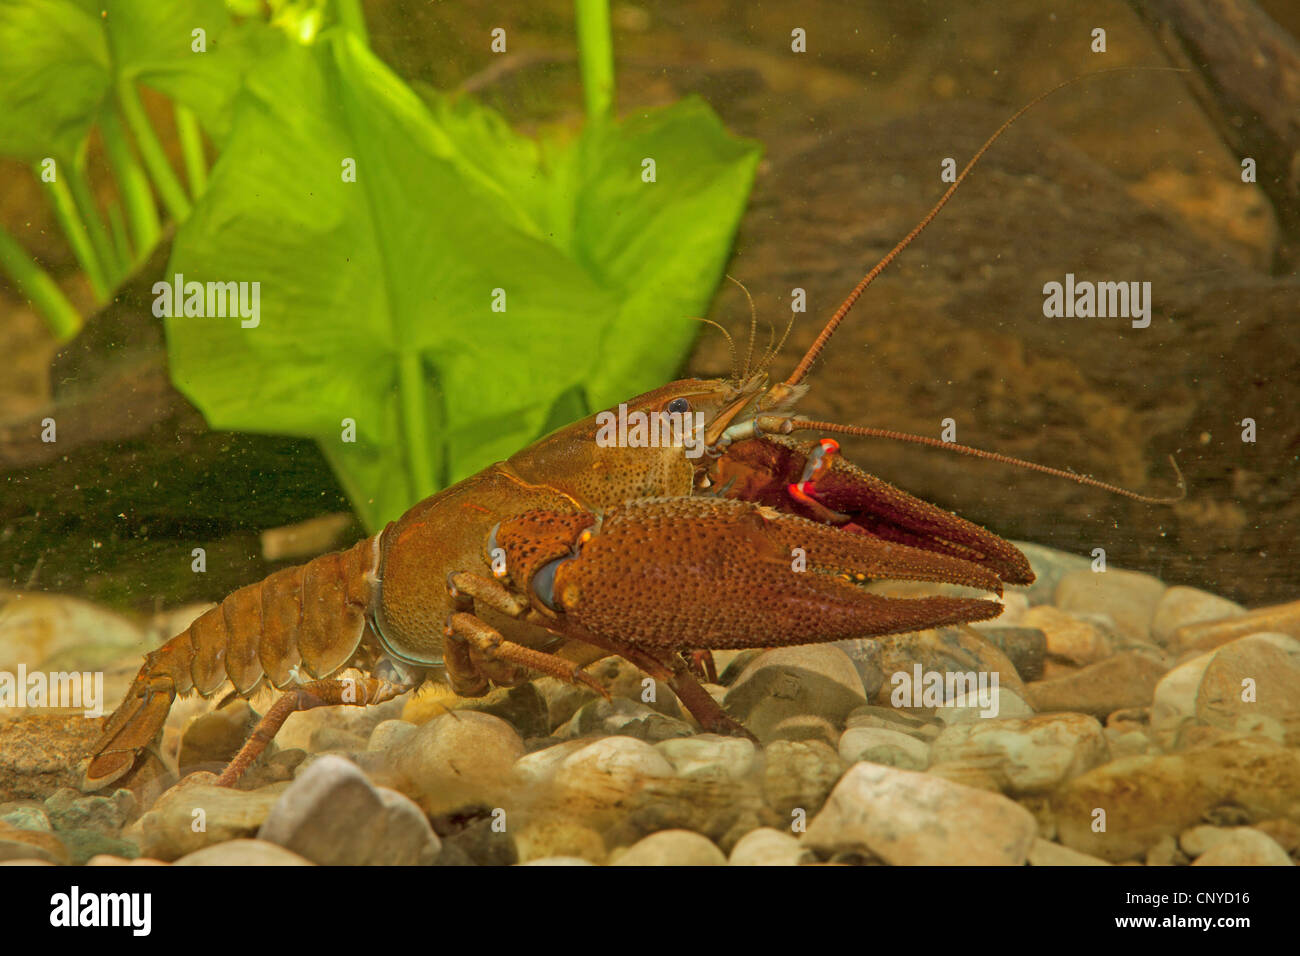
left=99, top=105, right=160, bottom=260
left=116, top=79, right=192, bottom=222
left=0, top=225, right=83, bottom=341
left=174, top=104, right=207, bottom=197
left=41, top=164, right=109, bottom=301
left=398, top=351, right=436, bottom=503
left=574, top=0, right=615, bottom=120
left=334, top=0, right=370, bottom=47
left=68, top=161, right=122, bottom=284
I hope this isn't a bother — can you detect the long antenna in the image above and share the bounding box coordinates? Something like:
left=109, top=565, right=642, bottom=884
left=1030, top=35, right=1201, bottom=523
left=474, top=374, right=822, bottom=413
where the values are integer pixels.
left=783, top=67, right=1189, bottom=387
left=787, top=418, right=1187, bottom=504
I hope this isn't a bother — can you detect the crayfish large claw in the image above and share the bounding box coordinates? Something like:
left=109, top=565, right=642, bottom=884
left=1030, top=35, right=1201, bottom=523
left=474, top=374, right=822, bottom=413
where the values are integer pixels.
left=519, top=496, right=1008, bottom=654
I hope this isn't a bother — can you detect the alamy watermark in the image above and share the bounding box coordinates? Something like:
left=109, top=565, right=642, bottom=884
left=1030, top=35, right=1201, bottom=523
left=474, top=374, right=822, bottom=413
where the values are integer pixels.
left=152, top=273, right=260, bottom=328
left=1042, top=273, right=1151, bottom=328
left=0, top=665, right=103, bottom=717
left=890, top=665, right=1001, bottom=718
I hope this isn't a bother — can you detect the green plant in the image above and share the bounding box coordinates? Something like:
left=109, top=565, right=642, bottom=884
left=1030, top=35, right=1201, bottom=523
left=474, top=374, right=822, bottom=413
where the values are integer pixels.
left=1, top=0, right=761, bottom=533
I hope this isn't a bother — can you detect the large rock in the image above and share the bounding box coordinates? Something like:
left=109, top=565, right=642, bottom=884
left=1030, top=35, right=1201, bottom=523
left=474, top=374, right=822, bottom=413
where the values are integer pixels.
left=1152, top=633, right=1300, bottom=747
left=1025, top=651, right=1167, bottom=718
left=805, top=762, right=1037, bottom=865
left=1051, top=737, right=1300, bottom=862
left=259, top=754, right=440, bottom=865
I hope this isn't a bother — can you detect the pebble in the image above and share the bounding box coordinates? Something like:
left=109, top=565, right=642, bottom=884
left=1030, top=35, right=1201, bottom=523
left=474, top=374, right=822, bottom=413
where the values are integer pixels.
left=0, top=805, right=50, bottom=831
left=1007, top=541, right=1093, bottom=605
left=1152, top=633, right=1300, bottom=748
left=178, top=700, right=257, bottom=772
left=1022, top=606, right=1112, bottom=666
left=513, top=818, right=606, bottom=864
left=0, top=713, right=103, bottom=801
left=1027, top=838, right=1111, bottom=866
left=1183, top=827, right=1293, bottom=866
left=723, top=646, right=867, bottom=742
left=367, top=719, right=416, bottom=752
left=728, top=827, right=811, bottom=866
left=1025, top=651, right=1167, bottom=719
left=551, top=736, right=677, bottom=826
left=43, top=787, right=134, bottom=834
left=934, top=687, right=1035, bottom=725
left=970, top=625, right=1045, bottom=681
left=1051, top=737, right=1300, bottom=861
left=611, top=829, right=726, bottom=866
left=556, top=697, right=694, bottom=742
left=259, top=754, right=441, bottom=865
left=511, top=739, right=592, bottom=790
left=139, top=780, right=286, bottom=861
left=0, top=820, right=69, bottom=864
left=390, top=711, right=525, bottom=816
left=928, top=713, right=1109, bottom=795
left=517, top=856, right=596, bottom=866
left=805, top=763, right=1037, bottom=865
left=1151, top=587, right=1245, bottom=647
left=173, top=838, right=314, bottom=865
left=870, top=626, right=1028, bottom=708
left=654, top=734, right=756, bottom=780
left=85, top=854, right=166, bottom=866
left=837, top=726, right=930, bottom=770
left=1168, top=599, right=1300, bottom=654
left=1054, top=568, right=1166, bottom=644
left=844, top=705, right=943, bottom=741
left=761, top=740, right=846, bottom=818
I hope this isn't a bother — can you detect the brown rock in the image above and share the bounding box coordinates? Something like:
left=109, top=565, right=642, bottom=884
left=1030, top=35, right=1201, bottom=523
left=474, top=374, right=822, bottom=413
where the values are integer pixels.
left=1025, top=651, right=1167, bottom=718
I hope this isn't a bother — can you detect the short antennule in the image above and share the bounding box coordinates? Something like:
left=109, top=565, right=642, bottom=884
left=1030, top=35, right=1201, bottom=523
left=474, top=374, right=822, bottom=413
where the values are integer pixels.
left=783, top=66, right=1189, bottom=388
left=774, top=417, right=1187, bottom=505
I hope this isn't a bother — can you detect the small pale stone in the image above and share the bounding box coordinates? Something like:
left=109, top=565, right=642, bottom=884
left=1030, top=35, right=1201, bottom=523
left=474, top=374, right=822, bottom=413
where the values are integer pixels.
left=654, top=735, right=756, bottom=780
left=805, top=763, right=1037, bottom=865
left=1022, top=606, right=1112, bottom=666
left=1054, top=568, right=1166, bottom=644
left=179, top=700, right=257, bottom=771
left=391, top=711, right=525, bottom=816
left=928, top=713, right=1109, bottom=795
left=728, top=827, right=811, bottom=866
left=1186, top=828, right=1293, bottom=866
left=611, top=829, right=726, bottom=866
left=934, top=687, right=1035, bottom=725
left=552, top=737, right=676, bottom=823
left=837, top=726, right=930, bottom=770
left=1027, top=838, right=1111, bottom=866
left=762, top=740, right=846, bottom=818
left=870, top=626, right=1028, bottom=707
left=174, top=838, right=314, bottom=865
left=1151, top=587, right=1245, bottom=646
left=511, top=740, right=591, bottom=790
left=139, top=781, right=284, bottom=861
left=556, top=697, right=694, bottom=741
left=1007, top=542, right=1093, bottom=606
left=517, top=856, right=596, bottom=866
left=259, top=754, right=440, bottom=865
left=85, top=854, right=166, bottom=866
left=1145, top=834, right=1187, bottom=866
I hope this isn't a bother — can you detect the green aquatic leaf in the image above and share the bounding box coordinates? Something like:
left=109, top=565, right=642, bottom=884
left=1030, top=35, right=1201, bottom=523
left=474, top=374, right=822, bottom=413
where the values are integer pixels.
left=164, top=29, right=760, bottom=531
left=0, top=0, right=252, bottom=162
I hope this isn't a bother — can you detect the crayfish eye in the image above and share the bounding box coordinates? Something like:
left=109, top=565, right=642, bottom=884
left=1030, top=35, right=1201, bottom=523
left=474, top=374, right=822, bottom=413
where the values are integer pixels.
left=666, top=397, right=691, bottom=414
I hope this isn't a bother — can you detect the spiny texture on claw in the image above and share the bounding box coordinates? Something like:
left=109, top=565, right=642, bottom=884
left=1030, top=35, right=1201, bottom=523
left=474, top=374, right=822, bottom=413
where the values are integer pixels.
left=541, top=497, right=1006, bottom=651
left=714, top=435, right=1035, bottom=585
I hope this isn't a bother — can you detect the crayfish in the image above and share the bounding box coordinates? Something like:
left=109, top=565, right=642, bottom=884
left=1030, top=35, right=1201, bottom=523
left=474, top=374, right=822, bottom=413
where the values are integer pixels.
left=84, top=77, right=1181, bottom=791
